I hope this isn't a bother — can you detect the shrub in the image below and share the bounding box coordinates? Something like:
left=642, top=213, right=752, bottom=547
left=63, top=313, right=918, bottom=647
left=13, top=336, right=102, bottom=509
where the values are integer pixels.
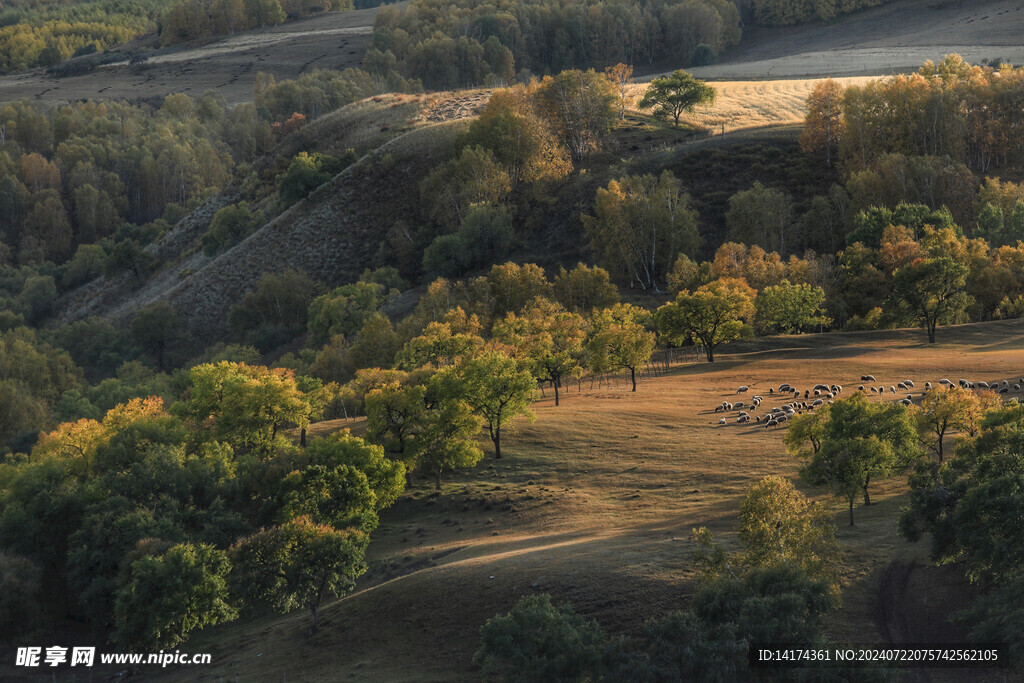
left=475, top=594, right=606, bottom=682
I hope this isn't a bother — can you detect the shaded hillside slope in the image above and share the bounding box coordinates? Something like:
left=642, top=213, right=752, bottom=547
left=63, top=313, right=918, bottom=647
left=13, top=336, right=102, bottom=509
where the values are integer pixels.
left=56, top=93, right=467, bottom=340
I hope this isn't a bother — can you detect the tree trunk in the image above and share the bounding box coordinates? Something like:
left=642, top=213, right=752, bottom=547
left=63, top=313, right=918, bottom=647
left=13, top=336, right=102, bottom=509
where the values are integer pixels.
left=300, top=427, right=307, bottom=448
left=848, top=497, right=855, bottom=526
left=630, top=367, right=637, bottom=392
left=493, top=425, right=502, bottom=459
left=309, top=603, right=319, bottom=634
left=553, top=379, right=560, bottom=406
left=435, top=469, right=441, bottom=491
left=707, top=346, right=715, bottom=363
left=863, top=484, right=871, bottom=507
left=927, top=321, right=936, bottom=343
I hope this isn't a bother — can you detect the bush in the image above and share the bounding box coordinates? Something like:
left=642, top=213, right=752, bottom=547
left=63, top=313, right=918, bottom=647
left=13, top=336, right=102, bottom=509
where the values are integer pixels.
left=422, top=205, right=515, bottom=279
left=690, top=44, right=716, bottom=66
left=200, top=202, right=265, bottom=256
left=278, top=150, right=356, bottom=207
left=475, top=594, right=606, bottom=682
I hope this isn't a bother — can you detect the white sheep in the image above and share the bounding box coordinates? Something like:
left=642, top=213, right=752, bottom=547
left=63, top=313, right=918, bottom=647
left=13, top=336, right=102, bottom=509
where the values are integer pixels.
left=904, top=380, right=915, bottom=388
left=737, top=385, right=749, bottom=393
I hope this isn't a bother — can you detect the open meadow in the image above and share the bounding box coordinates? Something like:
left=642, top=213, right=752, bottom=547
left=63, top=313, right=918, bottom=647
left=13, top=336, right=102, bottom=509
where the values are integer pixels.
left=155, top=320, right=1024, bottom=682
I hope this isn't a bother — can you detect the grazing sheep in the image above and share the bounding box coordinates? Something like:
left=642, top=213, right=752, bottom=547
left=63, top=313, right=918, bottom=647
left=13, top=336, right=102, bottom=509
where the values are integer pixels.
left=907, top=394, right=913, bottom=400
left=737, top=415, right=750, bottom=423
left=1000, top=387, right=1009, bottom=394
left=804, top=390, right=810, bottom=399
left=715, top=405, right=723, bottom=412
left=811, top=399, right=824, bottom=407
left=890, top=386, right=896, bottom=393
left=737, top=386, right=749, bottom=393
left=959, top=379, right=969, bottom=388
left=779, top=384, right=791, bottom=392
left=734, top=401, right=745, bottom=409
left=832, top=385, right=842, bottom=394
left=925, top=382, right=932, bottom=390
left=765, top=419, right=779, bottom=429
left=814, top=389, right=821, bottom=397
left=870, top=387, right=877, bottom=393
left=769, top=388, right=775, bottom=395
left=939, top=379, right=952, bottom=386
left=897, top=382, right=907, bottom=390
left=862, top=375, right=876, bottom=381
left=858, top=385, right=865, bottom=391
left=776, top=413, right=790, bottom=423
left=718, top=418, right=726, bottom=425
left=978, top=381, right=990, bottom=389
left=1015, top=385, right=1021, bottom=392
left=898, top=398, right=912, bottom=406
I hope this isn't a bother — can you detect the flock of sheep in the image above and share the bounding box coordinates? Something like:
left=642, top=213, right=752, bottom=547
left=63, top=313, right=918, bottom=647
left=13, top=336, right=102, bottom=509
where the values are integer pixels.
left=712, top=375, right=1024, bottom=429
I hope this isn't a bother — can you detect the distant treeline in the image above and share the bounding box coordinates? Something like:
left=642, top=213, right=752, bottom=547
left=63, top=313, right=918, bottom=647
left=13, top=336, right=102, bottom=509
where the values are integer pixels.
left=371, top=0, right=901, bottom=90
left=158, top=0, right=353, bottom=46
left=733, top=0, right=898, bottom=25
left=0, top=0, right=162, bottom=73
left=372, top=0, right=742, bottom=90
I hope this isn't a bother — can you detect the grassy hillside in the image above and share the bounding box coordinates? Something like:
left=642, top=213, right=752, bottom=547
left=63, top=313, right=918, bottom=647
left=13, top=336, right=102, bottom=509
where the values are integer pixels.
left=89, top=318, right=1023, bottom=682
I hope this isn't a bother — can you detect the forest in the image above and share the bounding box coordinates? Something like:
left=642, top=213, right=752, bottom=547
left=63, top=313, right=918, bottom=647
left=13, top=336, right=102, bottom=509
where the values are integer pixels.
left=2, top=0, right=1024, bottom=673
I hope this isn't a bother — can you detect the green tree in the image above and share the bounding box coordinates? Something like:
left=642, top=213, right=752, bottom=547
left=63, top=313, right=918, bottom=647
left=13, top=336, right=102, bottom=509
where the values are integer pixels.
left=891, top=257, right=971, bottom=343
left=796, top=394, right=919, bottom=525
left=493, top=300, right=587, bottom=407
left=176, top=362, right=310, bottom=454
left=800, top=78, right=845, bottom=168
left=638, top=70, right=716, bottom=127
left=459, top=350, right=535, bottom=459
left=586, top=304, right=656, bottom=392
left=114, top=543, right=236, bottom=650
left=655, top=278, right=754, bottom=362
left=304, top=430, right=406, bottom=511
left=460, top=88, right=572, bottom=185
left=415, top=369, right=484, bottom=489
left=364, top=374, right=426, bottom=471
left=725, top=181, right=796, bottom=254
left=307, top=281, right=392, bottom=345
left=911, top=386, right=992, bottom=462
left=278, top=151, right=355, bottom=207
left=231, top=516, right=368, bottom=633
left=737, top=476, right=839, bottom=593
left=200, top=201, right=265, bottom=255
left=583, top=171, right=700, bottom=291
left=552, top=263, right=619, bottom=313
left=420, top=145, right=511, bottom=228
left=129, top=301, right=179, bottom=372
left=532, top=69, right=617, bottom=161
left=754, top=280, right=830, bottom=335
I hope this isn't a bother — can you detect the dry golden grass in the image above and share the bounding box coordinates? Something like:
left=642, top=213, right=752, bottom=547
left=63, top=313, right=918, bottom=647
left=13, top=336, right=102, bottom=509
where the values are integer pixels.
left=626, top=76, right=874, bottom=134
left=149, top=319, right=1024, bottom=682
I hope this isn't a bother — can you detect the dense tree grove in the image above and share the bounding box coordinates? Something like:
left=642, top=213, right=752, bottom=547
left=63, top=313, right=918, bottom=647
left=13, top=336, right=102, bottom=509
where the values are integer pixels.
left=372, top=0, right=742, bottom=90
